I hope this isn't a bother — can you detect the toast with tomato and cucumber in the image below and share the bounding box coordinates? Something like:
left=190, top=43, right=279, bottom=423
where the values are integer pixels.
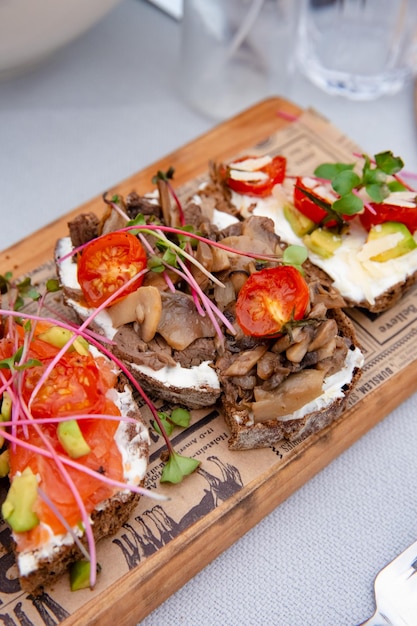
left=0, top=288, right=153, bottom=593
left=214, top=151, right=417, bottom=313
left=55, top=173, right=363, bottom=450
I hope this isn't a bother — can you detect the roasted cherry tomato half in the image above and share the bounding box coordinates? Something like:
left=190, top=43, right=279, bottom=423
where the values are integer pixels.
left=77, top=231, right=147, bottom=307
left=236, top=265, right=310, bottom=337
left=222, top=154, right=287, bottom=197
left=294, top=177, right=356, bottom=227
left=359, top=198, right=417, bottom=234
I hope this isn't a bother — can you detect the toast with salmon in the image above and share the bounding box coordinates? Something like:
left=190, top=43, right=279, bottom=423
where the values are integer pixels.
left=0, top=318, right=149, bottom=594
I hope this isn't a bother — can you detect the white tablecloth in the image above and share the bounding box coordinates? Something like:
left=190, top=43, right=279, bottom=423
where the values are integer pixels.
left=2, top=1, right=417, bottom=624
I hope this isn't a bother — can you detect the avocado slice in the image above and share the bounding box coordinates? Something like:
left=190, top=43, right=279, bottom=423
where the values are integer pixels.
left=283, top=203, right=315, bottom=237
left=2, top=467, right=39, bottom=532
left=0, top=450, right=9, bottom=478
left=0, top=391, right=11, bottom=421
left=37, top=326, right=89, bottom=355
left=57, top=420, right=91, bottom=459
left=303, top=228, right=342, bottom=259
left=367, top=221, right=417, bottom=262
left=70, top=560, right=101, bottom=591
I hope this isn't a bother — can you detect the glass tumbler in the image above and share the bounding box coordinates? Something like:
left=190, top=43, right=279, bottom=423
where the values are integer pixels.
left=295, top=0, right=417, bottom=100
left=179, top=0, right=298, bottom=120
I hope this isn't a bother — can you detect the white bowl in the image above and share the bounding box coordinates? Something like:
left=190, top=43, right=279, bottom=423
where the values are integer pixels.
left=0, top=0, right=123, bottom=79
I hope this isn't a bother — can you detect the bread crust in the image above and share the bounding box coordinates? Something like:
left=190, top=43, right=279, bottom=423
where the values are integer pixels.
left=19, top=490, right=141, bottom=593
left=346, top=270, right=417, bottom=313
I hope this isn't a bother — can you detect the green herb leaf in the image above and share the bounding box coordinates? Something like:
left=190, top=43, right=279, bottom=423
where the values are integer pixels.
left=365, top=182, right=390, bottom=203
left=17, top=277, right=40, bottom=302
left=314, top=162, right=355, bottom=179
left=160, top=451, right=200, bottom=484
left=374, top=151, right=404, bottom=175
left=283, top=245, right=308, bottom=268
left=0, top=347, right=41, bottom=372
left=152, top=167, right=175, bottom=185
left=126, top=213, right=146, bottom=235
left=162, top=248, right=178, bottom=267
left=331, top=170, right=361, bottom=196
left=170, top=407, right=191, bottom=428
left=388, top=180, right=408, bottom=192
left=147, top=256, right=165, bottom=273
left=152, top=413, right=174, bottom=437
left=0, top=275, right=10, bottom=295
left=332, top=193, right=364, bottom=215
left=362, top=166, right=386, bottom=186
left=46, top=278, right=60, bottom=293
left=15, top=358, right=43, bottom=372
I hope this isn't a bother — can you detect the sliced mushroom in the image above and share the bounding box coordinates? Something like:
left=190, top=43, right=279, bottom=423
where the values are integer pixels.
left=191, top=241, right=214, bottom=290
left=135, top=286, right=163, bottom=343
left=252, top=369, right=325, bottom=422
left=157, top=292, right=216, bottom=350
left=308, top=319, right=338, bottom=352
left=108, top=289, right=146, bottom=328
left=257, top=351, right=283, bottom=381
left=100, top=205, right=127, bottom=235
left=222, top=345, right=268, bottom=376
left=211, top=245, right=231, bottom=272
left=285, top=326, right=315, bottom=363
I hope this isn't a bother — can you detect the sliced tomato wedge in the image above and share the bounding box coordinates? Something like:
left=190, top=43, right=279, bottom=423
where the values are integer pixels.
left=294, top=177, right=356, bottom=227
left=236, top=266, right=310, bottom=337
left=222, top=154, right=287, bottom=197
left=77, top=231, right=147, bottom=307
left=359, top=197, right=417, bottom=233
left=294, top=177, right=331, bottom=224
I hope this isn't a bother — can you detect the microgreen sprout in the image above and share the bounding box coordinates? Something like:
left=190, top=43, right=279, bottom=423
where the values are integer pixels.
left=282, top=245, right=308, bottom=274
left=160, top=451, right=200, bottom=485
left=310, top=150, right=408, bottom=222
left=152, top=407, right=191, bottom=437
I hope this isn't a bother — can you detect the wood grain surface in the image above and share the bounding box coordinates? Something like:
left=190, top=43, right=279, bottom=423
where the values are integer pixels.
left=2, top=97, right=417, bottom=625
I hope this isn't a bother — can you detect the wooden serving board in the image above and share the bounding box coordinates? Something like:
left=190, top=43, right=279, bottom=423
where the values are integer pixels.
left=1, top=97, right=417, bottom=626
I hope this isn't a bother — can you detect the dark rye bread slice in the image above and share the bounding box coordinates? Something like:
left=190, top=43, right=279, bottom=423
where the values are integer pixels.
left=12, top=378, right=149, bottom=594
left=221, top=308, right=362, bottom=451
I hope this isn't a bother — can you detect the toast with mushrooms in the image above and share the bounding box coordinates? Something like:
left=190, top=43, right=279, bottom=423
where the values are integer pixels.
left=56, top=184, right=363, bottom=451
left=55, top=190, right=225, bottom=410
left=216, top=277, right=363, bottom=450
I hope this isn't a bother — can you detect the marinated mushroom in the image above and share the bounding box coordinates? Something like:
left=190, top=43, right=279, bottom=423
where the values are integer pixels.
left=222, top=345, right=268, bottom=376
left=108, top=289, right=147, bottom=328
left=135, top=286, right=163, bottom=343
left=252, top=369, right=325, bottom=422
left=156, top=292, right=216, bottom=350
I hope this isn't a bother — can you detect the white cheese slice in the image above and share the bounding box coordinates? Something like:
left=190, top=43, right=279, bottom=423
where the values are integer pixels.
left=229, top=169, right=268, bottom=182
left=228, top=155, right=272, bottom=171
